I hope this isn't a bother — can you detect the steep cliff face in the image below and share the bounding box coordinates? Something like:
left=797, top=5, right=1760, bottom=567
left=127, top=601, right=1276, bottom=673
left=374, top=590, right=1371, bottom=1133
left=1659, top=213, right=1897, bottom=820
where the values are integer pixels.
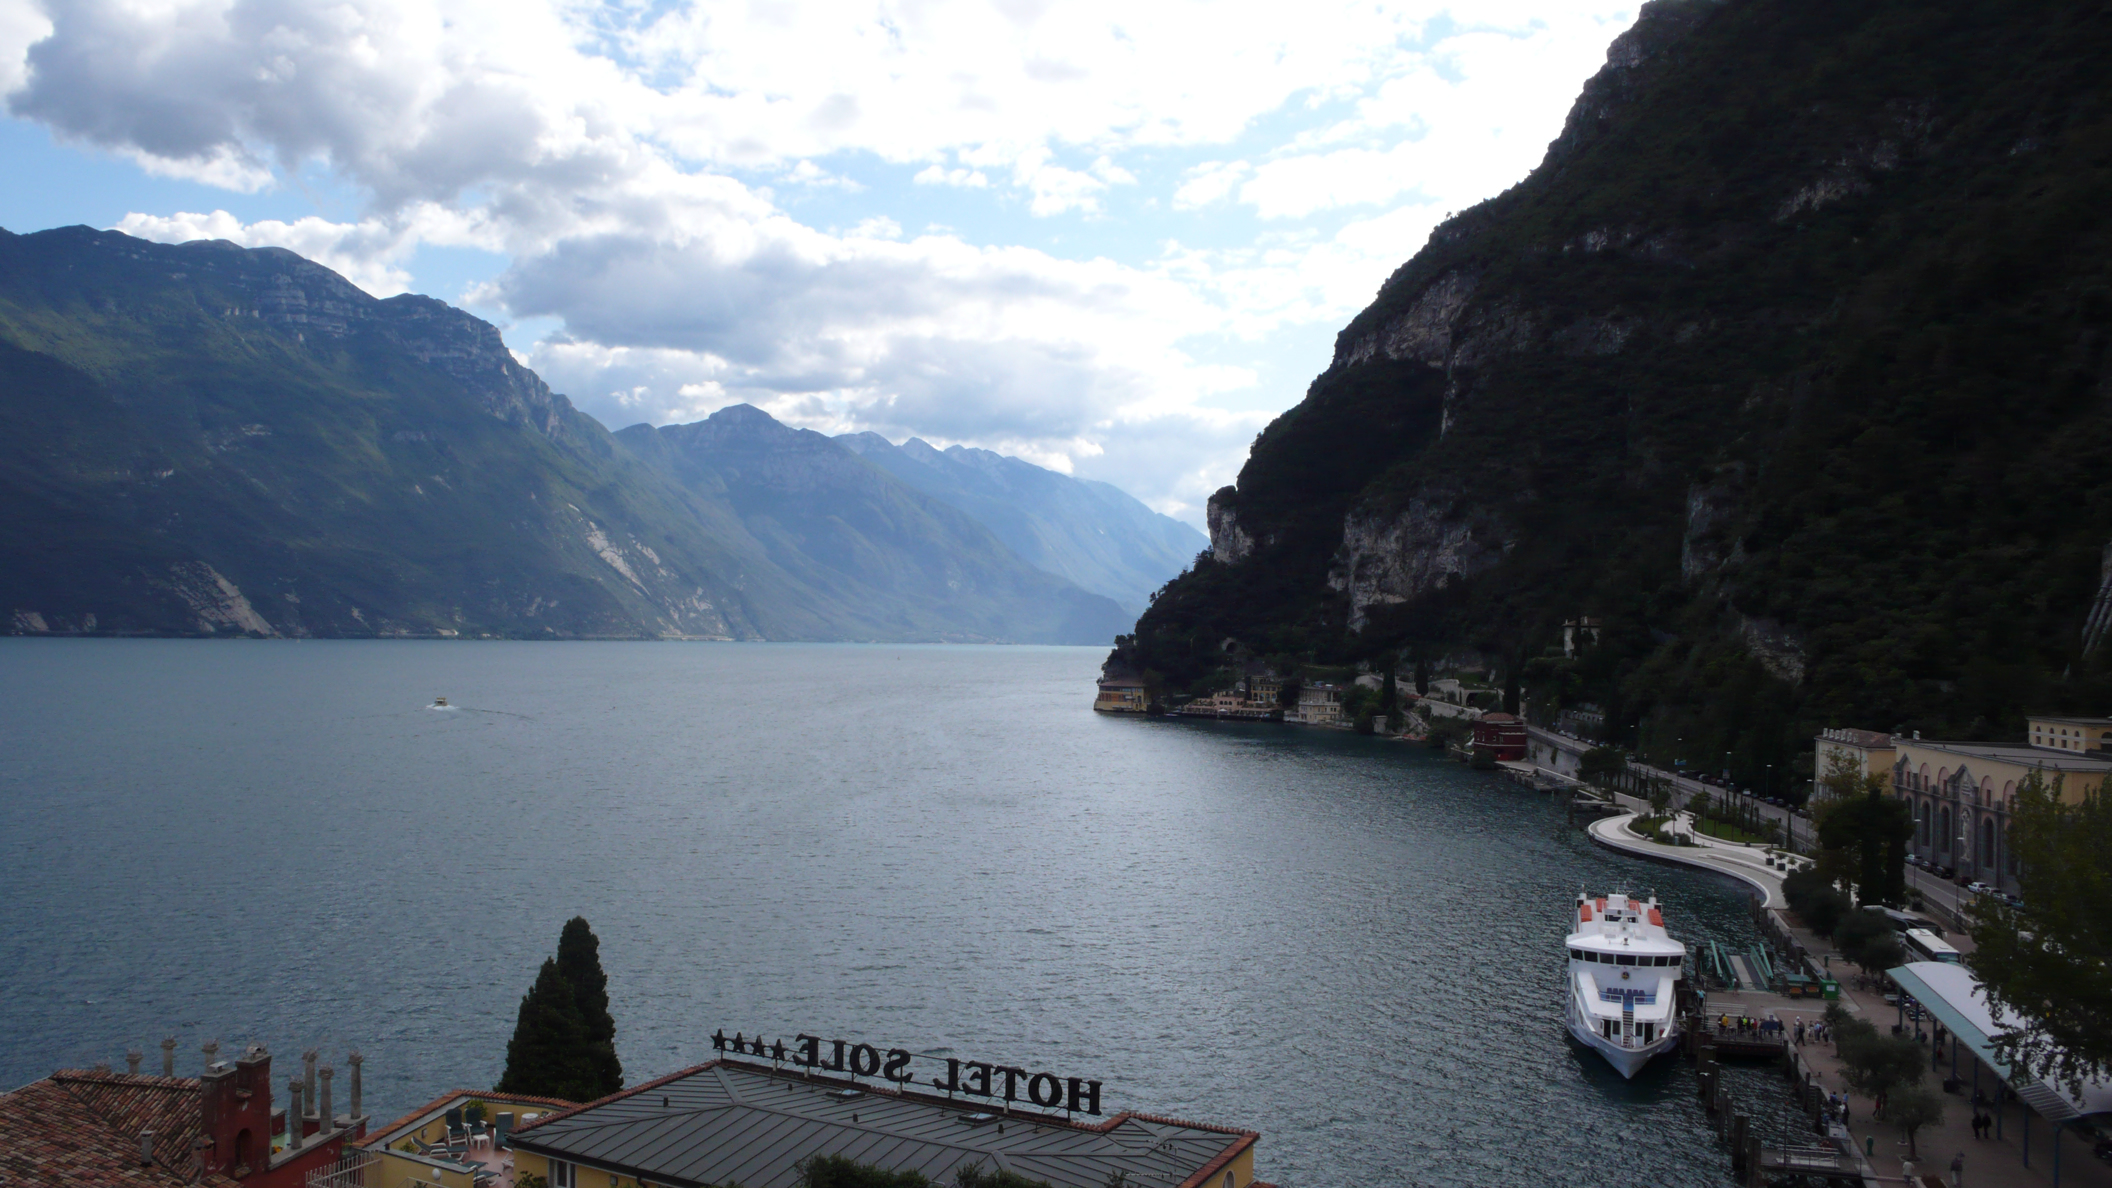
left=1112, top=0, right=2112, bottom=783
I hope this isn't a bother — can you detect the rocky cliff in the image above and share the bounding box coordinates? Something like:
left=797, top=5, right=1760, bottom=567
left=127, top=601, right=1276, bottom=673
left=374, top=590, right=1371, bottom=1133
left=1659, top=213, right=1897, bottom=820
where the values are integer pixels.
left=1113, top=0, right=2112, bottom=787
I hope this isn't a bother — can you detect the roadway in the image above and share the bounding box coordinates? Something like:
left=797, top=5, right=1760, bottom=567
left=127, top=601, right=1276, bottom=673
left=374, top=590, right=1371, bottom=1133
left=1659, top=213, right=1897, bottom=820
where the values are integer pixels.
left=1527, top=724, right=1988, bottom=931
left=1526, top=725, right=1811, bottom=850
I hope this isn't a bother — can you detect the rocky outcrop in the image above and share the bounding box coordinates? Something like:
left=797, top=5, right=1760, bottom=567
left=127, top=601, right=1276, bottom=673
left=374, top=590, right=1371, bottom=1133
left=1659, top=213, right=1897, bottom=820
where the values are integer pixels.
left=1739, top=615, right=1807, bottom=684
left=1207, top=490, right=1255, bottom=564
left=1328, top=498, right=1513, bottom=632
left=1682, top=476, right=1745, bottom=581
left=163, top=562, right=277, bottom=636
left=1541, top=0, right=1725, bottom=170
left=1335, top=269, right=1480, bottom=369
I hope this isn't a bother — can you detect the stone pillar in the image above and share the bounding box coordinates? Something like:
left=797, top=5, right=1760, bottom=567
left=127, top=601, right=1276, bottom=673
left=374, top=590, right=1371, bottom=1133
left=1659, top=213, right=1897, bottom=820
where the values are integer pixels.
left=126, top=1048, right=143, bottom=1075
left=346, top=1052, right=363, bottom=1120
left=285, top=1077, right=306, bottom=1148
left=318, top=1066, right=334, bottom=1132
left=161, top=1038, right=177, bottom=1077
left=302, top=1050, right=319, bottom=1125
left=201, top=1040, right=220, bottom=1071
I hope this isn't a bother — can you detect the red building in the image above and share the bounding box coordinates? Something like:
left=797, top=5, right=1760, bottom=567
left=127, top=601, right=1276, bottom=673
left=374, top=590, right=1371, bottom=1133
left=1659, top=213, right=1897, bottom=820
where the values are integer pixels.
left=1471, top=712, right=1529, bottom=762
left=0, top=1041, right=368, bottom=1187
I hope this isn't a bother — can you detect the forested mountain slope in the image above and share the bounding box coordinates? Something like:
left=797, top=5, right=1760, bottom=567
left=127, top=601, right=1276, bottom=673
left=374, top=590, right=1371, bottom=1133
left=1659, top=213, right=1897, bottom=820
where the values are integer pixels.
left=838, top=432, right=1206, bottom=615
left=0, top=226, right=773, bottom=638
left=618, top=408, right=1130, bottom=644
left=1111, top=0, right=2112, bottom=785
left=0, top=227, right=1127, bottom=642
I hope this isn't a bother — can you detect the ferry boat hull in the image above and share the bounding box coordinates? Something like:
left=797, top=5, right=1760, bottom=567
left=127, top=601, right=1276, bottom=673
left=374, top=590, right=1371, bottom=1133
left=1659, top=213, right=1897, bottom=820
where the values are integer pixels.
left=1564, top=890, right=1685, bottom=1080
left=1564, top=994, right=1678, bottom=1078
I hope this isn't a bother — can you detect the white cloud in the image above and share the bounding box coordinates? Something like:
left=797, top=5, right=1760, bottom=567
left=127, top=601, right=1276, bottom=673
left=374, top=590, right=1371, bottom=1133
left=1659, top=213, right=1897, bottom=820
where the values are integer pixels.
left=0, top=0, right=50, bottom=97
left=6, top=0, right=1642, bottom=517
left=912, top=165, right=989, bottom=188
left=115, top=202, right=501, bottom=295
left=1173, top=160, right=1252, bottom=210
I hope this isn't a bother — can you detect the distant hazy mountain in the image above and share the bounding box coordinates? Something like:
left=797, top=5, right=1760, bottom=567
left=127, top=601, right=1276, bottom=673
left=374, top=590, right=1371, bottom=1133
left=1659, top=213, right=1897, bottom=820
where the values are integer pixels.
left=0, top=226, right=1128, bottom=643
left=617, top=408, right=1131, bottom=644
left=836, top=433, right=1206, bottom=614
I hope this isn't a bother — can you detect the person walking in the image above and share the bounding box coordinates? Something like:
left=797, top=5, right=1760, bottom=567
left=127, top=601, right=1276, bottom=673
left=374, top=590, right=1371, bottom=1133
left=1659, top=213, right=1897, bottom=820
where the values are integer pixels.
left=1951, top=1151, right=1965, bottom=1186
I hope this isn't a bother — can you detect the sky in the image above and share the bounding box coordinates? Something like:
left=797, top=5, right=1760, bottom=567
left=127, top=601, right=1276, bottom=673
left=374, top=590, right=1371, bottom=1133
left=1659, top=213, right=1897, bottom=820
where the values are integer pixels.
left=0, top=0, right=1637, bottom=526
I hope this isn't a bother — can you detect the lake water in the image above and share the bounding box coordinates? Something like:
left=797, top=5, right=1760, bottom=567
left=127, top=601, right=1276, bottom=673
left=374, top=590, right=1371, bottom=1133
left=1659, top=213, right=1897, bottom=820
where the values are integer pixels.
left=0, top=640, right=1801, bottom=1186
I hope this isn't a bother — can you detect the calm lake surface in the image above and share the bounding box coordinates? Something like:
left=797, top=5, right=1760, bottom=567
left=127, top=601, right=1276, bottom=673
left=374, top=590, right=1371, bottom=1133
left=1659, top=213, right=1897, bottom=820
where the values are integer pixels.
left=0, top=640, right=1800, bottom=1186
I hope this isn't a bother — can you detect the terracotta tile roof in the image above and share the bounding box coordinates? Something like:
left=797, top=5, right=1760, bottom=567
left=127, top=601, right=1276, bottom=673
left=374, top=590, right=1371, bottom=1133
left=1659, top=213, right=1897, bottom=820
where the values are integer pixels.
left=0, top=1072, right=236, bottom=1187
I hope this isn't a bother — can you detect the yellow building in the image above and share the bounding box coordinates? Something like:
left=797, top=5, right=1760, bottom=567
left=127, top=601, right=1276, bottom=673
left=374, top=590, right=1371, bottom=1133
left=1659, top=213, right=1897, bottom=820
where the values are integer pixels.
left=1889, top=724, right=2112, bottom=892
left=1811, top=727, right=1896, bottom=799
left=1093, top=677, right=1147, bottom=714
left=512, top=1047, right=1267, bottom=1188
left=2025, top=714, right=2112, bottom=753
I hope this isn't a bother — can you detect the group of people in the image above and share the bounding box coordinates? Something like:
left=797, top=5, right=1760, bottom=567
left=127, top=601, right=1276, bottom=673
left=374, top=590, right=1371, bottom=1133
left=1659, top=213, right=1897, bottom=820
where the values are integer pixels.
left=1969, top=1090, right=1999, bottom=1140
left=1715, top=1012, right=1786, bottom=1037
left=1794, top=1018, right=1827, bottom=1044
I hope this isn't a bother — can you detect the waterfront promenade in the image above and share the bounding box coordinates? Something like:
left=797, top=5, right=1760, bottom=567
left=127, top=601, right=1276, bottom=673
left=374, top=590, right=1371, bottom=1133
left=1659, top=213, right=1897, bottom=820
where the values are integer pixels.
left=1580, top=811, right=2112, bottom=1188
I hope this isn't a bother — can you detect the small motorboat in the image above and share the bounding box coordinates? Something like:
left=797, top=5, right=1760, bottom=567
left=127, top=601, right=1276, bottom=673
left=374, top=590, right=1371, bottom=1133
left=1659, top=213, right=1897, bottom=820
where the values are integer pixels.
left=432, top=696, right=449, bottom=708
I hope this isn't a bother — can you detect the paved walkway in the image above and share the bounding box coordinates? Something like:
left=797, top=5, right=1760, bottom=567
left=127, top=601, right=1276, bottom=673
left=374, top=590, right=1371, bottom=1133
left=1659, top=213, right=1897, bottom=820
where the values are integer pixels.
left=1769, top=911, right=2112, bottom=1188
left=1587, top=808, right=1788, bottom=908
left=1573, top=796, right=2112, bottom=1188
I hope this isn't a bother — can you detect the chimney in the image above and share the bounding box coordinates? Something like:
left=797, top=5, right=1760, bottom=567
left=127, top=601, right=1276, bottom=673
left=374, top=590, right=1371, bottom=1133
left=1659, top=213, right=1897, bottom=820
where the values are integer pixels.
left=139, top=1130, right=155, bottom=1166
left=161, top=1037, right=177, bottom=1077
left=285, top=1077, right=306, bottom=1150
left=202, top=1039, right=220, bottom=1071
left=302, top=1050, right=319, bottom=1128
left=318, top=1065, right=334, bottom=1133
left=93, top=1060, right=112, bottom=1075
left=346, top=1051, right=363, bottom=1120
left=127, top=1048, right=143, bottom=1075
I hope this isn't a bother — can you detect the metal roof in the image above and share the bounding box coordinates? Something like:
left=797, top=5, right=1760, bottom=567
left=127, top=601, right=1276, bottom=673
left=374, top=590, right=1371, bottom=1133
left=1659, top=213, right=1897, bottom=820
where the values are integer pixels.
left=1889, top=961, right=2112, bottom=1122
left=511, top=1060, right=1255, bottom=1188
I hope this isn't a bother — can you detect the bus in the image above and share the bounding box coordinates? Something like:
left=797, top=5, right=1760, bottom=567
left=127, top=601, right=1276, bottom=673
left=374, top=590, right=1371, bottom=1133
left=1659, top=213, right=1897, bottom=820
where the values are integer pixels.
left=1903, top=928, right=1961, bottom=964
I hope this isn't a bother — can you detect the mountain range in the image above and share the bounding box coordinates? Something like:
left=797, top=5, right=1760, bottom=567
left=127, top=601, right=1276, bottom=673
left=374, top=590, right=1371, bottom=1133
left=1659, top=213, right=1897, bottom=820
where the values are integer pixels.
left=0, top=225, right=1193, bottom=643
left=1109, top=0, right=2112, bottom=785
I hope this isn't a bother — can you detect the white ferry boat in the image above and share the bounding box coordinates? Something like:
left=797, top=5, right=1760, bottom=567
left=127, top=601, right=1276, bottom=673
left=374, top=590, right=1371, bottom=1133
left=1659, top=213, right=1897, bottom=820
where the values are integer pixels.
left=1564, top=890, right=1685, bottom=1078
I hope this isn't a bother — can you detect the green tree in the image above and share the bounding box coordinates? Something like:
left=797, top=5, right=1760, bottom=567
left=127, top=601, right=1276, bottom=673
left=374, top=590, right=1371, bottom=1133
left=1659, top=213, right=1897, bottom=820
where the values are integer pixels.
left=1888, top=1085, right=1944, bottom=1159
left=1970, top=772, right=2112, bottom=1095
left=1837, top=1030, right=1928, bottom=1104
left=556, top=916, right=623, bottom=1096
left=1783, top=867, right=1852, bottom=936
left=496, top=957, right=599, bottom=1101
left=1833, top=909, right=1893, bottom=969
left=1579, top=746, right=1626, bottom=786
left=1816, top=753, right=1911, bottom=905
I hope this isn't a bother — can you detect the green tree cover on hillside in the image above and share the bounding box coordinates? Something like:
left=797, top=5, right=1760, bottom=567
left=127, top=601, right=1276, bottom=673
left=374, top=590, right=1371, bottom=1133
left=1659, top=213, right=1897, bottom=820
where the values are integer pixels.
left=1108, top=0, right=2112, bottom=789
left=498, top=917, right=623, bottom=1101
left=1969, top=772, right=2112, bottom=1095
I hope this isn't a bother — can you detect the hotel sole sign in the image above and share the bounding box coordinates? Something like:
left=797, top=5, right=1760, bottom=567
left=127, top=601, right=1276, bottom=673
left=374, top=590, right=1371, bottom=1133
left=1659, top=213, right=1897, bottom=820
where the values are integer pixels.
left=712, top=1029, right=1103, bottom=1115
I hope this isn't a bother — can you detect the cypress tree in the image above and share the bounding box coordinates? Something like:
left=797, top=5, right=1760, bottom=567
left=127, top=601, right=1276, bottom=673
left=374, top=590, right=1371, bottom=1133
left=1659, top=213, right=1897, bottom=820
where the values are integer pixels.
left=496, top=957, right=599, bottom=1101
left=555, top=916, right=624, bottom=1096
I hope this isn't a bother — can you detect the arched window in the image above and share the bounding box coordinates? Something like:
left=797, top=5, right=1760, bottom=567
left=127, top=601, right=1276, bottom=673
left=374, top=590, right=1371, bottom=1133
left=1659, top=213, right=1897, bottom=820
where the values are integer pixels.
left=1918, top=763, right=1931, bottom=791
left=1980, top=817, right=1995, bottom=868
left=1917, top=800, right=1930, bottom=845
left=1940, top=806, right=1952, bottom=851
